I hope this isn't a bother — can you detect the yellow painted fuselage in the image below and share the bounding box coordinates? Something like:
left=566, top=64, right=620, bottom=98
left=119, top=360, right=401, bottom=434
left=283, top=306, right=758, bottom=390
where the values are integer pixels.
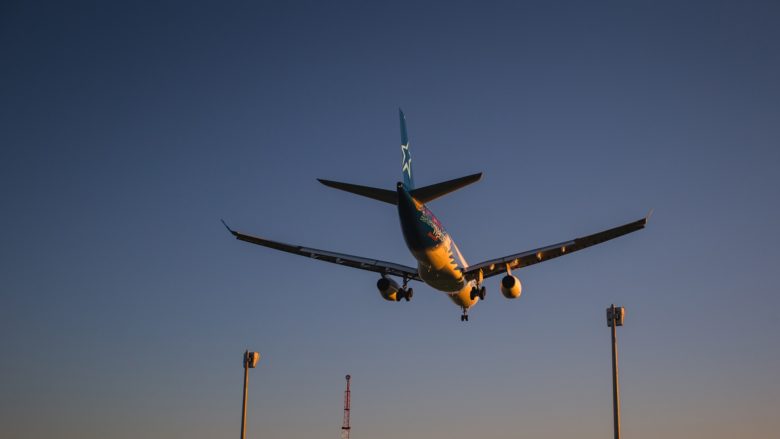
left=397, top=183, right=479, bottom=310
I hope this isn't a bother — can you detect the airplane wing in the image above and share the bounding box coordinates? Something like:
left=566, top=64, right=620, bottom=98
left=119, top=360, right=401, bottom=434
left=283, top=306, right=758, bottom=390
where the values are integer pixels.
left=222, top=220, right=421, bottom=281
left=463, top=214, right=650, bottom=281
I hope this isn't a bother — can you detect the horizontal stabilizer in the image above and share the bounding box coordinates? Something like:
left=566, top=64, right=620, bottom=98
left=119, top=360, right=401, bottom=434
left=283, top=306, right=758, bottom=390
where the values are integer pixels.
left=409, top=172, right=482, bottom=203
left=317, top=179, right=398, bottom=204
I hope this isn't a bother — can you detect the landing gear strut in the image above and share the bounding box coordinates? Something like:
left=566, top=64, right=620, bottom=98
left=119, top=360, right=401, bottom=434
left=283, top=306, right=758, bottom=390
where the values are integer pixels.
left=460, top=307, right=469, bottom=322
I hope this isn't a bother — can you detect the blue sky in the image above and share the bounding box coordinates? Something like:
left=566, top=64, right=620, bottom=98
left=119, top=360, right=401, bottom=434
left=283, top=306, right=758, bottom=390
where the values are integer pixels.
left=1, top=1, right=779, bottom=438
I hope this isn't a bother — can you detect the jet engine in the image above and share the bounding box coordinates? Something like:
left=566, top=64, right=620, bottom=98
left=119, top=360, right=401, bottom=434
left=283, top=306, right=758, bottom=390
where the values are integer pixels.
left=377, top=277, right=412, bottom=301
left=377, top=277, right=400, bottom=301
left=500, top=275, right=522, bottom=299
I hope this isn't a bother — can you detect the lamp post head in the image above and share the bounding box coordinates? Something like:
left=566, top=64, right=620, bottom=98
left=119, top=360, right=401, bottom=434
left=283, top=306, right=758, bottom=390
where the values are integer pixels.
left=607, top=305, right=626, bottom=327
left=244, top=351, right=261, bottom=368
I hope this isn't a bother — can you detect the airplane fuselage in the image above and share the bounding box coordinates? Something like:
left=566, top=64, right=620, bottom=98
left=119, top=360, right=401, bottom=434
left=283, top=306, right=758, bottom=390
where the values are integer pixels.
left=396, top=183, right=479, bottom=309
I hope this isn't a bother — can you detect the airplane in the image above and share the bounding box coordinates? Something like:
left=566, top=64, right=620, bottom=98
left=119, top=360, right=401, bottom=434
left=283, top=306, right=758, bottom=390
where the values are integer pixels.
left=223, top=109, right=648, bottom=321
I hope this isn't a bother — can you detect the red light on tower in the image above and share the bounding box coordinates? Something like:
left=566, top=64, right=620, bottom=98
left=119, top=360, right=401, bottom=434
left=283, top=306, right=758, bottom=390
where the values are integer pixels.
left=341, top=375, right=351, bottom=439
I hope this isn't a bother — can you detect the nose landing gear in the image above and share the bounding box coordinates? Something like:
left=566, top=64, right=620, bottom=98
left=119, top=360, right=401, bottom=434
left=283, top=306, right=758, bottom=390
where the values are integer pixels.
left=460, top=307, right=469, bottom=322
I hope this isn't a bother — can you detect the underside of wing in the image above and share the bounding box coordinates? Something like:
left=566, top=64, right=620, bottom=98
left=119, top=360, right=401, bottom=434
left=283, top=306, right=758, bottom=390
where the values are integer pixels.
left=222, top=221, right=421, bottom=281
left=464, top=214, right=649, bottom=281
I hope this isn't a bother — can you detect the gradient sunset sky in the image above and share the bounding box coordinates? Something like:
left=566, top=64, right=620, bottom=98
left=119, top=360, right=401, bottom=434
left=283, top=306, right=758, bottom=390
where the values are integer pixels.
left=1, top=1, right=779, bottom=438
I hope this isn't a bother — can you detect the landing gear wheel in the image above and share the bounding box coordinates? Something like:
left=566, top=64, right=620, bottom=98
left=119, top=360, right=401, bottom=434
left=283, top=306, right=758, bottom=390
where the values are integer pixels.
left=470, top=286, right=479, bottom=301
left=478, top=286, right=486, bottom=301
left=405, top=287, right=413, bottom=301
left=460, top=308, right=469, bottom=322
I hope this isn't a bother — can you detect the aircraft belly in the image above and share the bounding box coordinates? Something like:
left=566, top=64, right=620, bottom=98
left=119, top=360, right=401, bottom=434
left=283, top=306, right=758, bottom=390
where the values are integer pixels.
left=419, top=265, right=462, bottom=292
left=415, top=241, right=464, bottom=292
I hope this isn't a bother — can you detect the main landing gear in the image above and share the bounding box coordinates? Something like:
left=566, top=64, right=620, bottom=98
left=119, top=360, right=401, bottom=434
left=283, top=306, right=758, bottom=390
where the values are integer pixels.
left=470, top=285, right=487, bottom=301
left=398, top=278, right=413, bottom=302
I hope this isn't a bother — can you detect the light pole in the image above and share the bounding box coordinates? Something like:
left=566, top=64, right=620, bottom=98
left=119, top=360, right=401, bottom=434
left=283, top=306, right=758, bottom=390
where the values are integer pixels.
left=241, top=350, right=261, bottom=439
left=606, top=304, right=625, bottom=439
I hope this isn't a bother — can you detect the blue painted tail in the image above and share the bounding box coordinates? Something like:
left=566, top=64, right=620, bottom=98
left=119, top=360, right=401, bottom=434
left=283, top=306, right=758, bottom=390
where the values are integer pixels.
left=399, top=108, right=415, bottom=189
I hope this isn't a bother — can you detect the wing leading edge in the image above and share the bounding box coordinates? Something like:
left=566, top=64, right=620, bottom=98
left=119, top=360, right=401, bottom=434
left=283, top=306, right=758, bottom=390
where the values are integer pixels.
left=221, top=220, right=421, bottom=281
left=464, top=213, right=650, bottom=281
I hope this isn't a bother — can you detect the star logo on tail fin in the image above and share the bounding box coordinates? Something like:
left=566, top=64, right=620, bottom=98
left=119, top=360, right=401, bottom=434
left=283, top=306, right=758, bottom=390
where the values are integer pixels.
left=401, top=142, right=412, bottom=177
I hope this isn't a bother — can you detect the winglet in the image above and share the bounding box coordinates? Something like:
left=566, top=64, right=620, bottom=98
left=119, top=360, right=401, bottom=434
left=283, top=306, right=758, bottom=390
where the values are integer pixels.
left=221, top=219, right=237, bottom=236
left=645, top=209, right=654, bottom=222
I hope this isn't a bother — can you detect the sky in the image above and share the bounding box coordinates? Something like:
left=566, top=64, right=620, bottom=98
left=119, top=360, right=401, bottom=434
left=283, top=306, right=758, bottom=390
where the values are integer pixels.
left=1, top=1, right=779, bottom=438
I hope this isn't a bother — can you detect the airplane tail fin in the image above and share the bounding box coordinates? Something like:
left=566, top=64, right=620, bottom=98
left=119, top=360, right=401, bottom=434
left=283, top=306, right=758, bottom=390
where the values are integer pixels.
left=399, top=108, right=415, bottom=190
left=316, top=109, right=481, bottom=205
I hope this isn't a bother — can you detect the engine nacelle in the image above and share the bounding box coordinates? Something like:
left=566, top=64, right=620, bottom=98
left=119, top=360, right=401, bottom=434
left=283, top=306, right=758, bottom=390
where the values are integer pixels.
left=377, top=277, right=401, bottom=301
left=500, top=275, right=522, bottom=299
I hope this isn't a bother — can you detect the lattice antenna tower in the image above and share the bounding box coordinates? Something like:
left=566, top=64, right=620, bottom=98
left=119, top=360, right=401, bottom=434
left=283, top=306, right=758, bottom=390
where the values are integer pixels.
left=341, top=375, right=352, bottom=439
